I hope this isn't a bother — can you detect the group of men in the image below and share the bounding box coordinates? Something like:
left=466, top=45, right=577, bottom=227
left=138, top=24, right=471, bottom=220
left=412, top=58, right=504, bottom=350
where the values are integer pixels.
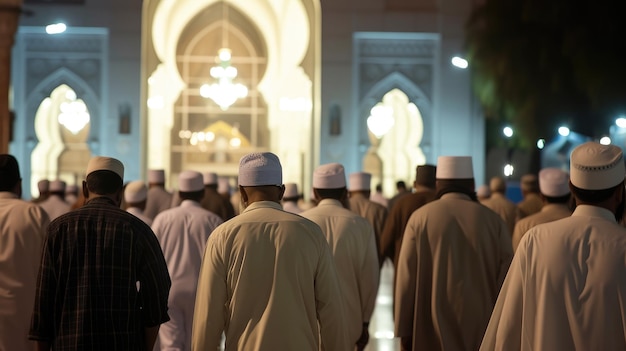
left=3, top=140, right=626, bottom=350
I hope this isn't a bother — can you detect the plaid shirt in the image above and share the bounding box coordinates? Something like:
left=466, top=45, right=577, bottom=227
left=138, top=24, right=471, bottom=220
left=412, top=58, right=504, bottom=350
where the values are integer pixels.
left=29, top=197, right=171, bottom=350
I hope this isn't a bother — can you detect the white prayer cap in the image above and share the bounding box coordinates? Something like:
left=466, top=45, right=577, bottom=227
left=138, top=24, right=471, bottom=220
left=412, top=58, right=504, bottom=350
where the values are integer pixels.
left=570, top=142, right=625, bottom=190
left=436, top=156, right=474, bottom=179
left=124, top=180, right=148, bottom=203
left=50, top=180, right=66, bottom=192
left=349, top=172, right=371, bottom=191
left=477, top=184, right=491, bottom=198
left=313, top=163, right=346, bottom=189
left=284, top=183, right=299, bottom=198
left=217, top=177, right=231, bottom=194
left=178, top=170, right=204, bottom=192
left=148, top=169, right=165, bottom=183
left=238, top=152, right=282, bottom=186
left=38, top=179, right=50, bottom=192
left=86, top=156, right=124, bottom=180
left=539, top=168, right=570, bottom=197
left=203, top=172, right=218, bottom=185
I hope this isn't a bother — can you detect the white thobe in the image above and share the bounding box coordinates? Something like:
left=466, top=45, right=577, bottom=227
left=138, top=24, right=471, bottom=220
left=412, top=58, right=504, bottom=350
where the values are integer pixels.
left=511, top=203, right=572, bottom=251
left=126, top=206, right=153, bottom=226
left=192, top=201, right=348, bottom=351
left=38, top=194, right=71, bottom=221
left=301, top=198, right=379, bottom=345
left=282, top=200, right=303, bottom=214
left=481, top=205, right=626, bottom=351
left=152, top=200, right=223, bottom=351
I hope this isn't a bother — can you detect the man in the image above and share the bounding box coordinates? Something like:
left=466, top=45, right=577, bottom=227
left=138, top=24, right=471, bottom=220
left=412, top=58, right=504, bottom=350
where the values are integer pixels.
left=124, top=180, right=153, bottom=226
left=38, top=179, right=71, bottom=221
left=281, top=182, right=303, bottom=214
left=301, top=163, right=379, bottom=350
left=477, top=184, right=491, bottom=203
left=348, top=172, right=388, bottom=253
left=152, top=170, right=223, bottom=350
left=380, top=164, right=437, bottom=268
left=29, top=156, right=171, bottom=350
left=516, top=173, right=543, bottom=221
left=511, top=168, right=573, bottom=251
left=144, top=169, right=173, bottom=219
left=481, top=176, right=517, bottom=235
left=481, top=142, right=626, bottom=350
left=192, top=152, right=347, bottom=351
left=370, top=183, right=388, bottom=207
left=32, top=179, right=49, bottom=203
left=65, top=184, right=79, bottom=207
left=387, top=180, right=410, bottom=210
left=200, top=171, right=236, bottom=221
left=0, top=155, right=49, bottom=351
left=395, top=156, right=513, bottom=351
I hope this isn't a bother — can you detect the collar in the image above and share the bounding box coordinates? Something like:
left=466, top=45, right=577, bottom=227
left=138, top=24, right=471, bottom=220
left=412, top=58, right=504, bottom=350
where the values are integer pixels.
left=242, top=200, right=283, bottom=213
left=180, top=199, right=202, bottom=208
left=317, top=198, right=343, bottom=207
left=572, top=204, right=617, bottom=223
left=440, top=192, right=472, bottom=201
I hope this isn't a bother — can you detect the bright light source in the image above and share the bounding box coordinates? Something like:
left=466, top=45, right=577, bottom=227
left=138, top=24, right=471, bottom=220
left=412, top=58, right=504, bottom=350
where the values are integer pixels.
left=537, top=138, right=546, bottom=149
left=504, top=164, right=514, bottom=177
left=503, top=126, right=513, bottom=138
left=616, top=117, right=626, bottom=128
left=451, top=56, right=468, bottom=69
left=46, top=23, right=67, bottom=35
left=558, top=126, right=570, bottom=137
left=600, top=136, right=611, bottom=145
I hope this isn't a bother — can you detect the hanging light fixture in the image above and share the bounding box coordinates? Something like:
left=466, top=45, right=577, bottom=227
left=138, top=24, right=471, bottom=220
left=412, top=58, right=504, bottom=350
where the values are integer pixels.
left=199, top=2, right=248, bottom=110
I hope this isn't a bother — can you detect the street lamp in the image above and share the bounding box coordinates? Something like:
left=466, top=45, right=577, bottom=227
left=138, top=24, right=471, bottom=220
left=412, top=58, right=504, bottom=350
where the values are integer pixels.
left=558, top=126, right=570, bottom=137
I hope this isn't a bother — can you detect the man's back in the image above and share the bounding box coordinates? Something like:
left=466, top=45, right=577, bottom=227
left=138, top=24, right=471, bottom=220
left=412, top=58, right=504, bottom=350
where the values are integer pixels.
left=144, top=187, right=173, bottom=219
left=192, top=201, right=347, bottom=351
left=396, top=193, right=512, bottom=351
left=482, top=192, right=517, bottom=234
left=29, top=197, right=171, bottom=350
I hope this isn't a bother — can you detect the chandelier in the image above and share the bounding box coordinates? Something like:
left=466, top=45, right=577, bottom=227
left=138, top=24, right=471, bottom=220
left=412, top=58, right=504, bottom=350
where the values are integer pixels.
left=199, top=3, right=248, bottom=110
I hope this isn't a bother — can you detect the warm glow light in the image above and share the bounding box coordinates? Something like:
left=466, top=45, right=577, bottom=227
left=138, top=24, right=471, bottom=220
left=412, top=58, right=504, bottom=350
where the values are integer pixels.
left=451, top=56, right=468, bottom=69
left=537, top=138, right=545, bottom=149
left=616, top=117, right=626, bottom=128
left=558, top=126, right=570, bottom=137
left=200, top=48, right=248, bottom=110
left=58, top=100, right=89, bottom=134
left=600, top=136, right=611, bottom=145
left=279, top=97, right=313, bottom=112
left=46, top=23, right=67, bottom=35
left=504, top=164, right=514, bottom=177
left=147, top=96, right=164, bottom=109
left=367, top=105, right=394, bottom=138
left=503, top=126, right=513, bottom=138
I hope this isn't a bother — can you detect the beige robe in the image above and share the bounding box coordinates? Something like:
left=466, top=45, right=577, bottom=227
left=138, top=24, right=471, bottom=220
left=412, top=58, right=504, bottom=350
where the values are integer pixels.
left=481, top=205, right=626, bottom=351
left=511, top=203, right=572, bottom=251
left=0, top=192, right=49, bottom=351
left=192, top=201, right=348, bottom=351
left=395, top=193, right=513, bottom=351
left=301, top=198, right=379, bottom=345
left=481, top=192, right=517, bottom=235
left=348, top=193, right=388, bottom=252
left=515, top=192, right=543, bottom=221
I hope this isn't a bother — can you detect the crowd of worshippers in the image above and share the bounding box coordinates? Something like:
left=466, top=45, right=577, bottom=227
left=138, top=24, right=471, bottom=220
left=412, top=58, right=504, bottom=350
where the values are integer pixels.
left=2, top=140, right=626, bottom=350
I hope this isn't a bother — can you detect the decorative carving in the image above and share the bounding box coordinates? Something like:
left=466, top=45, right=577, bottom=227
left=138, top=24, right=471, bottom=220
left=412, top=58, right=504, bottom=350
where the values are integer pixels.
left=358, top=38, right=436, bottom=60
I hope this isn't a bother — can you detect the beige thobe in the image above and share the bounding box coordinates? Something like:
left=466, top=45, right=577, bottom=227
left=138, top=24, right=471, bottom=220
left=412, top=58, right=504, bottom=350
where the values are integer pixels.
left=38, top=194, right=71, bottom=221
left=515, top=192, right=543, bottom=221
left=348, top=193, right=388, bottom=251
left=396, top=193, right=513, bottom=351
left=481, top=205, right=626, bottom=351
left=301, top=198, right=379, bottom=345
left=511, top=203, right=572, bottom=251
left=481, top=192, right=517, bottom=235
left=192, top=201, right=348, bottom=351
left=0, top=192, right=49, bottom=351
left=144, top=186, right=173, bottom=219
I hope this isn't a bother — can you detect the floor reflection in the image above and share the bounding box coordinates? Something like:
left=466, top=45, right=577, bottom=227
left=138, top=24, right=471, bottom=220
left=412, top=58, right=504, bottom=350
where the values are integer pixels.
left=365, top=260, right=399, bottom=351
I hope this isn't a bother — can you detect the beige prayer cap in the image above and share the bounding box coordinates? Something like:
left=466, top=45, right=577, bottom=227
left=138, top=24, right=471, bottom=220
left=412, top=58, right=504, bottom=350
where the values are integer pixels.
left=570, top=142, right=625, bottom=190
left=314, top=163, right=346, bottom=189
left=203, top=172, right=218, bottom=185
left=49, top=180, right=66, bottom=192
left=178, top=170, right=204, bottom=192
left=86, top=156, right=124, bottom=180
left=217, top=177, right=231, bottom=194
left=539, top=168, right=570, bottom=197
left=38, top=179, right=50, bottom=192
left=124, top=181, right=148, bottom=203
left=148, top=169, right=165, bottom=183
left=238, top=152, right=282, bottom=186
left=284, top=183, right=299, bottom=198
left=349, top=172, right=371, bottom=191
left=436, top=156, right=474, bottom=179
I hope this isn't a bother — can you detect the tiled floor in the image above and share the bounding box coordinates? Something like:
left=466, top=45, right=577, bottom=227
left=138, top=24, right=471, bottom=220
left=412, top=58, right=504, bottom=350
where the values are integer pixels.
left=364, top=260, right=400, bottom=351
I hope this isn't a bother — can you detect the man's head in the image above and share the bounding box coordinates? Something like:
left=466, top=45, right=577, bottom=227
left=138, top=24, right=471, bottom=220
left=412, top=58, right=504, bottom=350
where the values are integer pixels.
left=124, top=180, right=148, bottom=209
left=520, top=174, right=540, bottom=196
left=283, top=183, right=300, bottom=202
left=0, top=154, right=22, bottom=196
left=178, top=170, right=205, bottom=202
left=148, top=169, right=166, bottom=187
left=49, top=180, right=67, bottom=198
left=435, top=156, right=475, bottom=199
left=538, top=168, right=570, bottom=204
left=37, top=179, right=50, bottom=198
left=238, top=152, right=284, bottom=208
left=313, top=163, right=347, bottom=204
left=348, top=172, right=372, bottom=197
left=569, top=142, right=625, bottom=220
left=83, top=156, right=124, bottom=205
left=489, top=176, right=507, bottom=194
left=414, top=164, right=436, bottom=190
left=476, top=184, right=491, bottom=200
left=203, top=172, right=218, bottom=190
